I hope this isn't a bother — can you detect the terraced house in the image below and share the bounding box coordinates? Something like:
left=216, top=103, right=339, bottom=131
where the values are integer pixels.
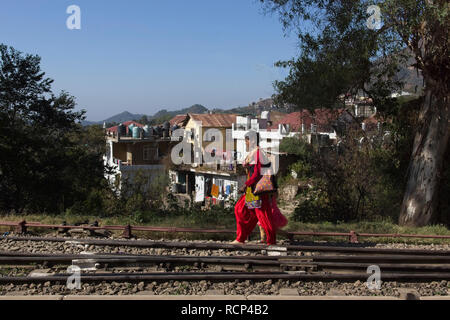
left=104, top=120, right=176, bottom=193
left=168, top=113, right=245, bottom=207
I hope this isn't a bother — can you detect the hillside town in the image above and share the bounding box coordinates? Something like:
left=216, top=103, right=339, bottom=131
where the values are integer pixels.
left=103, top=95, right=382, bottom=211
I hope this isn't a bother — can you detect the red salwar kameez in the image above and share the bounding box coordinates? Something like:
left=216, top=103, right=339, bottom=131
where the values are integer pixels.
left=234, top=148, right=287, bottom=245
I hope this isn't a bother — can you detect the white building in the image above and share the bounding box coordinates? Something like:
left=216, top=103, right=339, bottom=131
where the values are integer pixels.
left=103, top=121, right=174, bottom=194
left=231, top=113, right=299, bottom=164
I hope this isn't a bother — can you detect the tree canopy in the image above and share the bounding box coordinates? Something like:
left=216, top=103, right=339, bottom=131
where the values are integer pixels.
left=261, top=0, right=449, bottom=226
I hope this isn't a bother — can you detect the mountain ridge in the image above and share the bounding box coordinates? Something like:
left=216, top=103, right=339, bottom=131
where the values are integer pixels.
left=81, top=104, right=209, bottom=126
left=81, top=100, right=279, bottom=126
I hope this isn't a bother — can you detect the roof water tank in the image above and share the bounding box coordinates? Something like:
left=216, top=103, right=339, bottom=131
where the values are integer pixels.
left=261, top=111, right=270, bottom=121
left=128, top=124, right=135, bottom=136
left=147, top=126, right=154, bottom=136
left=143, top=125, right=150, bottom=136
left=118, top=124, right=126, bottom=136
left=163, top=121, right=170, bottom=130
left=132, top=126, right=141, bottom=139
left=155, top=126, right=163, bottom=136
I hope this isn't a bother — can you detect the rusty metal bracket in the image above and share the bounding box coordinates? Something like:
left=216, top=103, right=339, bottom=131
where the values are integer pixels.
left=16, top=220, right=27, bottom=234
left=286, top=233, right=294, bottom=242
left=122, top=224, right=133, bottom=239
left=349, top=230, right=359, bottom=243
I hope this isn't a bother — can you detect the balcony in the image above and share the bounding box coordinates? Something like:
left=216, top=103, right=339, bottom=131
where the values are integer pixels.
left=105, top=157, right=163, bottom=172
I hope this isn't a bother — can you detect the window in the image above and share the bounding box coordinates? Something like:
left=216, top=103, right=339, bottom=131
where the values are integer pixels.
left=106, top=144, right=111, bottom=159
left=356, top=105, right=375, bottom=117
left=143, top=146, right=158, bottom=160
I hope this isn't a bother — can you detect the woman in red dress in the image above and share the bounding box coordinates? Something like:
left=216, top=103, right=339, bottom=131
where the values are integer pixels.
left=232, top=132, right=287, bottom=245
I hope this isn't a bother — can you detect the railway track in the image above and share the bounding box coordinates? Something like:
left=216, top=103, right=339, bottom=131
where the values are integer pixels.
left=0, top=239, right=449, bottom=285
left=1, top=251, right=450, bottom=271
left=3, top=235, right=450, bottom=255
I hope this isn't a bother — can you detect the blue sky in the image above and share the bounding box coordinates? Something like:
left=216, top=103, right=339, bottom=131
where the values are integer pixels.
left=0, top=0, right=297, bottom=121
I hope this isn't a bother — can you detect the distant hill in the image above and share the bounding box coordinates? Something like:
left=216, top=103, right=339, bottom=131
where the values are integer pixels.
left=212, top=98, right=291, bottom=116
left=104, top=111, right=147, bottom=124
left=82, top=100, right=293, bottom=127
left=151, top=104, right=208, bottom=124
left=80, top=120, right=97, bottom=126
left=373, top=49, right=424, bottom=96
left=82, top=104, right=209, bottom=127
left=81, top=111, right=145, bottom=126
left=82, top=62, right=422, bottom=128
left=396, top=55, right=424, bottom=95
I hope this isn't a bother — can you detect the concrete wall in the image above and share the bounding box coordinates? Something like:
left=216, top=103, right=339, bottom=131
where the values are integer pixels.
left=185, top=119, right=235, bottom=165
left=105, top=139, right=174, bottom=194
left=111, top=141, right=172, bottom=165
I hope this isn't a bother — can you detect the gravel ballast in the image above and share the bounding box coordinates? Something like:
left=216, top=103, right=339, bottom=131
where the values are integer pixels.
left=0, top=233, right=449, bottom=297
left=0, top=279, right=448, bottom=297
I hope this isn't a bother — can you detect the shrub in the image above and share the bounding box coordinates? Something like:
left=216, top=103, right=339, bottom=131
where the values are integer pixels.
left=292, top=185, right=334, bottom=222
left=279, top=136, right=313, bottom=161
left=289, top=160, right=312, bottom=180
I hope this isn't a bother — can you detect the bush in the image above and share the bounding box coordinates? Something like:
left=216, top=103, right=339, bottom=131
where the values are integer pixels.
left=289, top=125, right=410, bottom=223
left=292, top=185, right=334, bottom=222
left=289, top=160, right=312, bottom=180
left=279, top=136, right=313, bottom=160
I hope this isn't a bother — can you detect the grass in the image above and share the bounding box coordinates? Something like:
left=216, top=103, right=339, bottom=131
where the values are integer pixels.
left=285, top=220, right=450, bottom=245
left=0, top=211, right=237, bottom=241
left=0, top=212, right=449, bottom=245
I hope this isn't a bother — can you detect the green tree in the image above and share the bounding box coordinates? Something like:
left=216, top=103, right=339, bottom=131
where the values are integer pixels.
left=261, top=0, right=449, bottom=226
left=279, top=136, right=313, bottom=161
left=0, top=44, right=104, bottom=213
left=138, top=115, right=150, bottom=125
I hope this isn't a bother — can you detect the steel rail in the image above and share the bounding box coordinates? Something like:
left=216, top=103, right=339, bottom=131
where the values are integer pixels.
left=309, top=262, right=450, bottom=271
left=2, top=236, right=268, bottom=250
left=2, top=236, right=450, bottom=256
left=0, top=255, right=282, bottom=266
left=1, top=271, right=450, bottom=283
left=310, top=254, right=450, bottom=263
left=1, top=252, right=450, bottom=275
left=1, top=252, right=449, bottom=264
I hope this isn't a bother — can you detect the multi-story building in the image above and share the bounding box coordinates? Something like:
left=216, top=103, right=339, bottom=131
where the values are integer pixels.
left=232, top=112, right=298, bottom=165
left=168, top=113, right=245, bottom=205
left=104, top=121, right=177, bottom=193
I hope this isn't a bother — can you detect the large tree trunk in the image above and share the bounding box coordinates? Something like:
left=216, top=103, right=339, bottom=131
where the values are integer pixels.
left=399, top=88, right=449, bottom=226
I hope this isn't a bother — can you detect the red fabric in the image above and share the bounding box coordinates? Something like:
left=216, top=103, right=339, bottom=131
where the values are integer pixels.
left=234, top=149, right=287, bottom=245
left=244, top=149, right=262, bottom=187
left=234, top=194, right=287, bottom=245
left=271, top=195, right=288, bottom=230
